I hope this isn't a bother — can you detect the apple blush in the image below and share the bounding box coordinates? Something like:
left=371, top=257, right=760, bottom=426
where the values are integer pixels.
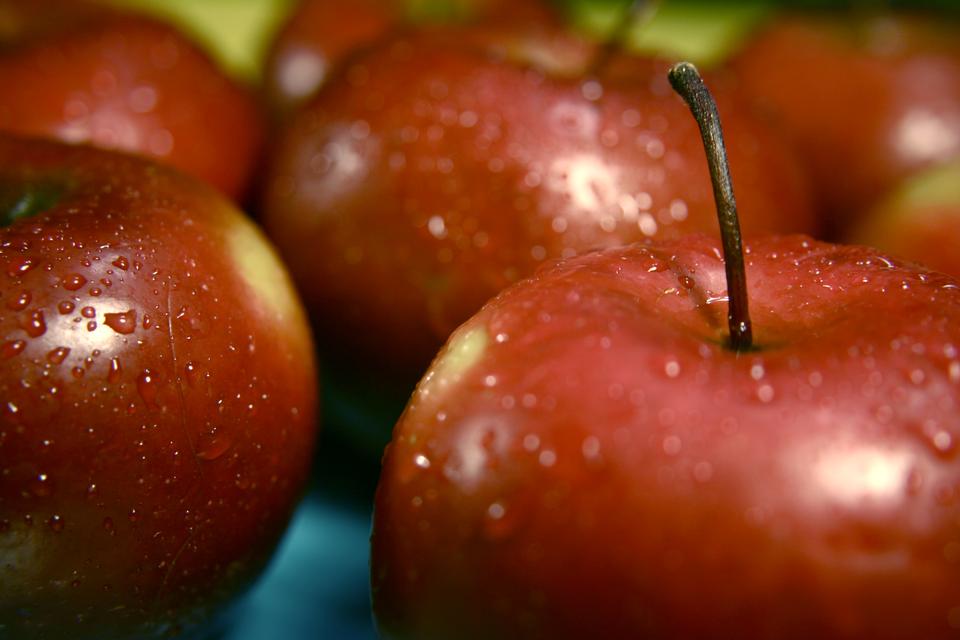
left=262, top=28, right=815, bottom=381
left=0, top=135, right=317, bottom=638
left=371, top=63, right=960, bottom=638
left=0, top=0, right=266, bottom=201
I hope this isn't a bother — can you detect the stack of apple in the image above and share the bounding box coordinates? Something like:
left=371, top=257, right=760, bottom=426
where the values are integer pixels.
left=254, top=0, right=960, bottom=638
left=3, top=0, right=960, bottom=638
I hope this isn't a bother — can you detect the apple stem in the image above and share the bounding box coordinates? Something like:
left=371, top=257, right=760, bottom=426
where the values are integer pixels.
left=668, top=62, right=753, bottom=352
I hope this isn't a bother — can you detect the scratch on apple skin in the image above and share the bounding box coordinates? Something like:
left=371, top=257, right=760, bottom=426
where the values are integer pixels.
left=166, top=283, right=202, bottom=479
left=155, top=524, right=201, bottom=604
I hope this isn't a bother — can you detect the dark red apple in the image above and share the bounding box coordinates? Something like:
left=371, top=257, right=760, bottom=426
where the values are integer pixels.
left=729, top=11, right=960, bottom=229
left=263, top=0, right=557, bottom=116
left=850, top=159, right=960, bottom=278
left=262, top=28, right=815, bottom=380
left=370, top=62, right=960, bottom=639
left=0, top=0, right=266, bottom=201
left=0, top=134, right=317, bottom=638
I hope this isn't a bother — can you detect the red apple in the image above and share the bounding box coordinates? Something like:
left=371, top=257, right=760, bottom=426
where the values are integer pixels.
left=263, top=0, right=558, bottom=116
left=370, top=62, right=960, bottom=639
left=0, top=0, right=266, bottom=201
left=0, top=134, right=317, bottom=638
left=850, top=159, right=960, bottom=278
left=262, top=28, right=816, bottom=381
left=729, top=11, right=960, bottom=229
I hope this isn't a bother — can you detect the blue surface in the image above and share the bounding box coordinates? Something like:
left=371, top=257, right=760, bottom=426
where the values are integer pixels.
left=227, top=494, right=378, bottom=640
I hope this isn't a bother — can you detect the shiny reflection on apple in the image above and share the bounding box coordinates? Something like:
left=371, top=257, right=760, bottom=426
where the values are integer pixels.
left=547, top=152, right=619, bottom=216
left=445, top=414, right=513, bottom=493
left=789, top=431, right=917, bottom=510
left=892, top=107, right=960, bottom=165
left=44, top=297, right=143, bottom=356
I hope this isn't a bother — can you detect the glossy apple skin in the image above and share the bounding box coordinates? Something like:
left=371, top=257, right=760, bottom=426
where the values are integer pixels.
left=372, top=234, right=960, bottom=639
left=262, top=32, right=815, bottom=378
left=0, top=0, right=266, bottom=201
left=730, top=13, right=960, bottom=228
left=0, top=136, right=317, bottom=639
left=263, top=0, right=556, bottom=116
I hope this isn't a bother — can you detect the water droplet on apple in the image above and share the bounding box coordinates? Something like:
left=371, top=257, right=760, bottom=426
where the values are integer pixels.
left=196, top=435, right=232, bottom=461
left=8, top=256, right=40, bottom=277
left=757, top=384, right=775, bottom=403
left=538, top=449, right=557, bottom=467
left=63, top=273, right=87, bottom=291
left=104, top=309, right=137, bottom=335
left=57, top=300, right=75, bottom=315
left=46, top=347, right=70, bottom=365
left=7, top=291, right=31, bottom=310
left=482, top=501, right=517, bottom=540
left=137, top=370, right=160, bottom=409
left=662, top=435, right=682, bottom=456
left=581, top=436, right=601, bottom=462
left=102, top=517, right=115, bottom=535
left=1, top=339, right=26, bottom=359
left=183, top=362, right=200, bottom=386
left=21, top=309, right=46, bottom=337
left=414, top=454, right=431, bottom=469
left=32, top=473, right=52, bottom=497
left=523, top=434, right=540, bottom=452
left=47, top=514, right=64, bottom=532
left=81, top=306, right=96, bottom=318
left=111, top=256, right=130, bottom=270
left=107, top=357, right=122, bottom=383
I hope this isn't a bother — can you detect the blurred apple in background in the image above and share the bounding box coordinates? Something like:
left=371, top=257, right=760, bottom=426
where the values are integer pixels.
left=729, top=10, right=960, bottom=233
left=561, top=0, right=771, bottom=68
left=0, top=134, right=318, bottom=639
left=263, top=0, right=558, bottom=117
left=0, top=0, right=266, bottom=201
left=112, top=0, right=295, bottom=82
left=850, top=159, right=960, bottom=278
left=261, top=25, right=815, bottom=451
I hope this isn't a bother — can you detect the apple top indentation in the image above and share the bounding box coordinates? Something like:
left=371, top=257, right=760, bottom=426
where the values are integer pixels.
left=0, top=179, right=64, bottom=228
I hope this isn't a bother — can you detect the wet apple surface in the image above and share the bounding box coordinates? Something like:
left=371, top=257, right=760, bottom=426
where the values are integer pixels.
left=372, top=234, right=960, bottom=639
left=370, top=60, right=960, bottom=639
left=263, top=30, right=815, bottom=378
left=0, top=136, right=317, bottom=639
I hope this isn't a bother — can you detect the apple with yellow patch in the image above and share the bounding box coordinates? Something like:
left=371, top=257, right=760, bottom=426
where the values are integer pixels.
left=850, top=159, right=960, bottom=279
left=0, top=133, right=318, bottom=639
